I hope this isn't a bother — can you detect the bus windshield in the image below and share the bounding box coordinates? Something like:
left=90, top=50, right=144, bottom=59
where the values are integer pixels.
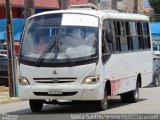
left=20, top=13, right=98, bottom=65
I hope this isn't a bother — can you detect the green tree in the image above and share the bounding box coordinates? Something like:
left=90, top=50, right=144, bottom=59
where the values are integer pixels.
left=150, top=0, right=160, bottom=21
left=112, top=0, right=117, bottom=10
left=149, top=0, right=160, bottom=14
left=134, top=0, right=138, bottom=13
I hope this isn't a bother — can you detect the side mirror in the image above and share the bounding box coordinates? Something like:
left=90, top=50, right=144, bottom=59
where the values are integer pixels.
left=106, top=30, right=113, bottom=43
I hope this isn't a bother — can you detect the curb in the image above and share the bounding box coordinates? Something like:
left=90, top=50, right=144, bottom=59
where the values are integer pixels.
left=0, top=97, right=21, bottom=104
left=0, top=86, right=5, bottom=92
left=0, top=86, right=21, bottom=104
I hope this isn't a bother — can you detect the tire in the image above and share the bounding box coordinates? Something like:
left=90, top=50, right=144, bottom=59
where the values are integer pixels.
left=120, top=92, right=130, bottom=103
left=29, top=100, right=43, bottom=112
left=121, top=81, right=139, bottom=103
left=153, top=75, right=159, bottom=87
left=95, top=88, right=108, bottom=111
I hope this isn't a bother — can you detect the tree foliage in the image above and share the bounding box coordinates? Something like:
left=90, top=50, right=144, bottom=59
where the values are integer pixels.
left=149, top=0, right=160, bottom=14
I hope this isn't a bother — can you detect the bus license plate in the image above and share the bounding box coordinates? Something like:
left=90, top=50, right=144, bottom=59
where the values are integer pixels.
left=48, top=90, right=62, bottom=95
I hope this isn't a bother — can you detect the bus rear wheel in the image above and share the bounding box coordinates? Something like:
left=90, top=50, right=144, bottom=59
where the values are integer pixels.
left=121, top=81, right=139, bottom=103
left=153, top=74, right=159, bottom=87
left=29, top=100, right=43, bottom=112
left=95, top=88, right=108, bottom=111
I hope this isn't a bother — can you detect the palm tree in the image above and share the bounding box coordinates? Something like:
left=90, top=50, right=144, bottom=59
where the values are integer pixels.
left=24, top=0, right=35, bottom=18
left=134, top=0, right=138, bottom=13
left=59, top=0, right=68, bottom=9
left=112, top=0, right=117, bottom=10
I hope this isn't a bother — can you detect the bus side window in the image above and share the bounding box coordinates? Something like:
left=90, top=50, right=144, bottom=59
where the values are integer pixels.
left=137, top=22, right=144, bottom=49
left=102, top=29, right=111, bottom=63
left=142, top=22, right=151, bottom=49
left=111, top=21, right=117, bottom=52
left=102, top=20, right=113, bottom=54
left=120, top=21, right=128, bottom=51
left=130, top=22, right=139, bottom=50
left=114, top=21, right=121, bottom=52
left=102, top=30, right=108, bottom=54
left=125, top=21, right=132, bottom=50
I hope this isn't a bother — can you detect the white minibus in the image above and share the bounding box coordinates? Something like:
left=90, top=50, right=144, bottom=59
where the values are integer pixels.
left=18, top=6, right=152, bottom=112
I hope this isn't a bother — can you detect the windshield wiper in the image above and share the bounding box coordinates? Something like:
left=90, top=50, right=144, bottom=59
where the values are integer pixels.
left=36, top=34, right=75, bottom=66
left=56, top=41, right=75, bottom=65
left=54, top=34, right=75, bottom=65
left=36, top=38, right=56, bottom=65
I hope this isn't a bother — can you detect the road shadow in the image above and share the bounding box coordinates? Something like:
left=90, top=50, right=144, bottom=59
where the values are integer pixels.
left=8, top=98, right=147, bottom=115
left=144, top=85, right=160, bottom=89
left=107, top=98, right=146, bottom=110
left=8, top=104, right=98, bottom=115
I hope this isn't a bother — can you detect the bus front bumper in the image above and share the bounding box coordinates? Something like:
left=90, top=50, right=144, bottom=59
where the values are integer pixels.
left=19, top=84, right=103, bottom=101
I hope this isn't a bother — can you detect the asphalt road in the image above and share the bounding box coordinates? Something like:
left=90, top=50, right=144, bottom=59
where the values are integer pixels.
left=0, top=85, right=160, bottom=120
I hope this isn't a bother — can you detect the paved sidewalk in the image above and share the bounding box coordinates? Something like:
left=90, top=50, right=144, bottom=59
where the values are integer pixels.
left=0, top=86, right=20, bottom=104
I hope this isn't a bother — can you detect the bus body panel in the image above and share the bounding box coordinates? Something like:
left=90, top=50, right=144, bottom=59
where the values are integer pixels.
left=104, top=51, right=152, bottom=95
left=19, top=63, right=96, bottom=85
left=19, top=83, right=103, bottom=100
left=19, top=63, right=105, bottom=100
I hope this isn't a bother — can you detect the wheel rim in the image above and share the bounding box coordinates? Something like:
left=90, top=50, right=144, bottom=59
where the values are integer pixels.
left=135, top=85, right=139, bottom=100
left=102, top=91, right=108, bottom=108
left=156, top=78, right=159, bottom=86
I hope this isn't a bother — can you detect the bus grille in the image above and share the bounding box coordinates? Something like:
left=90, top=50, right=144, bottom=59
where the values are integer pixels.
left=33, top=77, right=77, bottom=83
left=33, top=92, right=78, bottom=96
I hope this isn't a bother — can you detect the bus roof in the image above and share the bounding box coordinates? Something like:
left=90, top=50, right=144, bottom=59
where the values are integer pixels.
left=29, top=9, right=149, bottom=21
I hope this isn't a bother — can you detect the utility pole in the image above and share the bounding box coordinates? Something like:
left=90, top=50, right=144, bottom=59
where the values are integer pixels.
left=134, top=0, right=138, bottom=13
left=5, top=0, right=16, bottom=97
left=24, top=0, right=35, bottom=18
left=112, top=0, right=117, bottom=10
left=59, top=0, right=68, bottom=9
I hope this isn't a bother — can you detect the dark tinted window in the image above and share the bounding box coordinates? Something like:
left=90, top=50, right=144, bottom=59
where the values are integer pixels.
left=142, top=22, right=151, bottom=49
left=102, top=19, right=151, bottom=54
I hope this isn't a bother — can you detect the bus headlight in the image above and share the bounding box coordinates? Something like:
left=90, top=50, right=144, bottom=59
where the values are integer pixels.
left=83, top=76, right=100, bottom=84
left=19, top=77, right=30, bottom=85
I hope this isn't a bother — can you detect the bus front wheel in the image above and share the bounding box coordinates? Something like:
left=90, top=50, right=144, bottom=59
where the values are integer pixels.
left=29, top=100, right=43, bottom=112
left=95, top=88, right=108, bottom=111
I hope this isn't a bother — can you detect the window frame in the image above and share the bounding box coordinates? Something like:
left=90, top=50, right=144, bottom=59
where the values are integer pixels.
left=102, top=19, right=151, bottom=54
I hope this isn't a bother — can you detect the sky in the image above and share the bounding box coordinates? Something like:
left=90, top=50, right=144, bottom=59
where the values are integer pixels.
left=144, top=0, right=150, bottom=7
